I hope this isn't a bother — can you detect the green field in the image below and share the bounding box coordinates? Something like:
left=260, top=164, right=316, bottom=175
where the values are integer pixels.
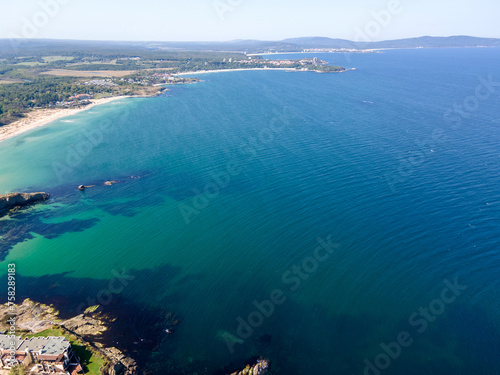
left=0, top=79, right=23, bottom=84
left=23, top=328, right=62, bottom=338
left=14, top=61, right=46, bottom=66
left=42, top=56, right=75, bottom=63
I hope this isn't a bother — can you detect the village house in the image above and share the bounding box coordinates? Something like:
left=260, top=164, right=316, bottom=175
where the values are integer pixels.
left=68, top=94, right=92, bottom=101
left=0, top=335, right=83, bottom=375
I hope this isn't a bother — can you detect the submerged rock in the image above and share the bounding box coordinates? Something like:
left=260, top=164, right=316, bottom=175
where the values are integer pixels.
left=0, top=192, right=49, bottom=211
left=78, top=185, right=96, bottom=190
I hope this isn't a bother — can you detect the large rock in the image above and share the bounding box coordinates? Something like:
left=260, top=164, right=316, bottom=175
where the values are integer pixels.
left=230, top=359, right=270, bottom=375
left=0, top=298, right=60, bottom=333
left=109, top=363, right=124, bottom=375
left=63, top=314, right=108, bottom=336
left=0, top=192, right=49, bottom=211
left=101, top=347, right=137, bottom=375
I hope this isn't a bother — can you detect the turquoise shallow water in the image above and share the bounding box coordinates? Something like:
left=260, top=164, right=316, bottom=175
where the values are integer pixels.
left=1, top=48, right=500, bottom=374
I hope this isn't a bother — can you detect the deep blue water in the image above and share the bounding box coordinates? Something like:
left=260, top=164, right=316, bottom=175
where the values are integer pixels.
left=1, top=48, right=500, bottom=374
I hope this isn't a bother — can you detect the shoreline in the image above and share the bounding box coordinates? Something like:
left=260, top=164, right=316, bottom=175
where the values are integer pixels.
left=175, top=67, right=297, bottom=76
left=246, top=50, right=377, bottom=56
left=245, top=45, right=497, bottom=56
left=0, top=65, right=345, bottom=143
left=0, top=96, right=132, bottom=144
left=176, top=67, right=351, bottom=76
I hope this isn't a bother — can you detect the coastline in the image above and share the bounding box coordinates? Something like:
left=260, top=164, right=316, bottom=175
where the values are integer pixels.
left=175, top=66, right=349, bottom=76
left=0, top=65, right=348, bottom=143
left=245, top=46, right=483, bottom=56
left=175, top=67, right=297, bottom=76
left=0, top=96, right=131, bottom=144
left=246, top=50, right=377, bottom=56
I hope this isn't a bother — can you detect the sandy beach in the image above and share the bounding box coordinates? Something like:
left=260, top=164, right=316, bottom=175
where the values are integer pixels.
left=0, top=96, right=130, bottom=144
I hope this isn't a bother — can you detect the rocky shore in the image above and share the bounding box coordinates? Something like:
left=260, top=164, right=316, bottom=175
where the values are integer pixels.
left=0, top=192, right=49, bottom=213
left=0, top=299, right=271, bottom=375
left=0, top=299, right=137, bottom=375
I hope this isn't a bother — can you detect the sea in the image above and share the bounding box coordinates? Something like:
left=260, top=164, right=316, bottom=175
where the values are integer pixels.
left=0, top=48, right=499, bottom=375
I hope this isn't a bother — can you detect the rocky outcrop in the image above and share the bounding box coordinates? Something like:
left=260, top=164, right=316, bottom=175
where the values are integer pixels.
left=230, top=359, right=270, bottom=375
left=0, top=192, right=49, bottom=211
left=63, top=313, right=108, bottom=336
left=100, top=347, right=137, bottom=375
left=0, top=299, right=108, bottom=338
left=0, top=298, right=60, bottom=333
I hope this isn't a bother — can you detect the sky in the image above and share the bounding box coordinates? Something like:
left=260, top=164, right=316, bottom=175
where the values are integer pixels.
left=0, top=0, right=499, bottom=42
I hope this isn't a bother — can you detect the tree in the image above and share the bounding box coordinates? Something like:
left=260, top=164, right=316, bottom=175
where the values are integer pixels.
left=9, top=365, right=28, bottom=375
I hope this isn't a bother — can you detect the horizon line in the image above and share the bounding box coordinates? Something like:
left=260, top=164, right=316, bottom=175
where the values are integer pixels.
left=1, top=34, right=500, bottom=44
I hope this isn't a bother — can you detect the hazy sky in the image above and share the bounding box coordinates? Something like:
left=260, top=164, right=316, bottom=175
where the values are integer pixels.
left=1, top=0, right=499, bottom=42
